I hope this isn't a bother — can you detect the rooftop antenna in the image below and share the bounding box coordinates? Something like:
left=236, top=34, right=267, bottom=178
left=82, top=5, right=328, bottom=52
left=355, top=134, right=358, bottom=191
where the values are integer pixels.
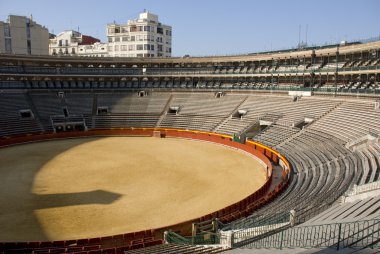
left=298, top=25, right=301, bottom=49
left=78, top=26, right=80, bottom=33
left=305, top=24, right=308, bottom=47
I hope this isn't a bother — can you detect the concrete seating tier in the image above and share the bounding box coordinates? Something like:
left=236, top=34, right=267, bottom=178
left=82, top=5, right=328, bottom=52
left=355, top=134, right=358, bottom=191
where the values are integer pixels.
left=303, top=196, right=380, bottom=226
left=169, top=93, right=246, bottom=116
left=124, top=244, right=224, bottom=254
left=0, top=93, right=43, bottom=137
left=230, top=129, right=357, bottom=229
left=310, top=101, right=380, bottom=142
left=158, top=114, right=223, bottom=132
left=253, top=125, right=300, bottom=147
left=97, top=93, right=171, bottom=114
left=94, top=114, right=160, bottom=128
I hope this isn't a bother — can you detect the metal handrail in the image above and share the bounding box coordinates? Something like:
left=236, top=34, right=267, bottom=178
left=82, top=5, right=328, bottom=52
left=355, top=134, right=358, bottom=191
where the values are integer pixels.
left=237, top=219, right=380, bottom=250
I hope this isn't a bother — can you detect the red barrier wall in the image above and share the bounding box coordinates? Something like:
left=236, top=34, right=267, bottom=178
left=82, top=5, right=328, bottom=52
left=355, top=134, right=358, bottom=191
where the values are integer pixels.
left=0, top=128, right=291, bottom=247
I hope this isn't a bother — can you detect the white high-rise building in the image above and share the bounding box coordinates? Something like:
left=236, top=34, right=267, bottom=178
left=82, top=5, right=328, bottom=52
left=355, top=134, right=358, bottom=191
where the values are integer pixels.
left=107, top=11, right=172, bottom=57
left=0, top=15, right=49, bottom=55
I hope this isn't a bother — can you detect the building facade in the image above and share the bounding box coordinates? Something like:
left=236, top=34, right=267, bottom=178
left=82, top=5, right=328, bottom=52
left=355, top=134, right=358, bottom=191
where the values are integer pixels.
left=77, top=42, right=109, bottom=57
left=107, top=11, right=172, bottom=57
left=49, top=30, right=101, bottom=56
left=0, top=15, right=49, bottom=55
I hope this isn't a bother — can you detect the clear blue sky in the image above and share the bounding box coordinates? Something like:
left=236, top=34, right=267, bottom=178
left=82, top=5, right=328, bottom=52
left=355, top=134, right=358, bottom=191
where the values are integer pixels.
left=0, top=0, right=379, bottom=56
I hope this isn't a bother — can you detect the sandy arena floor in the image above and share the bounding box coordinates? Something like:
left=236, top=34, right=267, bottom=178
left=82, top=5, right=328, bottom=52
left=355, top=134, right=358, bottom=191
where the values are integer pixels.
left=0, top=136, right=266, bottom=241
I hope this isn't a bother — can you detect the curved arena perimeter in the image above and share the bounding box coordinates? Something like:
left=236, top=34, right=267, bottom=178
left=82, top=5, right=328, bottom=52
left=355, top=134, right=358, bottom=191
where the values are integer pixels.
left=0, top=135, right=267, bottom=241
left=0, top=41, right=380, bottom=253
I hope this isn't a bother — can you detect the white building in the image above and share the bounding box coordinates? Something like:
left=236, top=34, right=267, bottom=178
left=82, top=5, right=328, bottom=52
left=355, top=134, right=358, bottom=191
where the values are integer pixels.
left=77, top=42, right=108, bottom=57
left=107, top=11, right=172, bottom=57
left=0, top=15, right=49, bottom=55
left=49, top=30, right=101, bottom=56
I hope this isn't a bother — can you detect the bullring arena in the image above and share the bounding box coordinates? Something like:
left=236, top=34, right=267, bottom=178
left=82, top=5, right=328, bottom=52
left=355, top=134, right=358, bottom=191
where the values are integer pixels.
left=0, top=40, right=380, bottom=253
left=0, top=135, right=266, bottom=241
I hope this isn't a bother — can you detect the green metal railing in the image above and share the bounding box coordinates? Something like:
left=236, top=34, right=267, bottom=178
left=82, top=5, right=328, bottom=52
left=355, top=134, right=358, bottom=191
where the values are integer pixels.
left=166, top=231, right=221, bottom=245
left=239, top=219, right=380, bottom=250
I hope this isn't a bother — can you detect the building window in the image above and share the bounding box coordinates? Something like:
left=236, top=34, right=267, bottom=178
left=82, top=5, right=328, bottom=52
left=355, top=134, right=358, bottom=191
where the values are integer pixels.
left=5, top=38, right=12, bottom=53
left=137, top=26, right=143, bottom=31
left=144, top=35, right=148, bottom=41
left=131, top=36, right=135, bottom=41
left=137, top=54, right=143, bottom=57
left=27, top=40, right=31, bottom=54
left=144, top=26, right=150, bottom=32
left=115, top=45, right=119, bottom=51
left=59, top=40, right=62, bottom=46
left=26, top=21, right=31, bottom=39
left=122, top=36, right=129, bottom=41
left=137, top=45, right=143, bottom=50
left=157, top=45, right=163, bottom=52
left=108, top=46, right=113, bottom=51
left=4, top=24, right=11, bottom=37
left=150, top=44, right=154, bottom=51
left=108, top=37, right=113, bottom=42
left=157, top=27, right=163, bottom=34
left=121, top=45, right=127, bottom=51
left=71, top=48, right=75, bottom=54
left=115, top=37, right=120, bottom=42
left=144, top=44, right=149, bottom=50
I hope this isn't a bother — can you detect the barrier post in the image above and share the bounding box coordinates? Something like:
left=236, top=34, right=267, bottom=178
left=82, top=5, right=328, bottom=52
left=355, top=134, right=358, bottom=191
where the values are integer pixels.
left=337, top=223, right=342, bottom=250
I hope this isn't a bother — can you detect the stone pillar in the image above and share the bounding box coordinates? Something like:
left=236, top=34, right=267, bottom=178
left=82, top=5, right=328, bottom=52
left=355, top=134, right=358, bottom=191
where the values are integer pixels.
left=290, top=210, right=296, bottom=227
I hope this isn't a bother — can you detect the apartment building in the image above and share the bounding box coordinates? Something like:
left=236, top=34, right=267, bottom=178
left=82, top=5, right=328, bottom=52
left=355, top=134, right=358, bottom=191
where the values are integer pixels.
left=0, top=15, right=49, bottom=55
left=107, top=11, right=172, bottom=57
